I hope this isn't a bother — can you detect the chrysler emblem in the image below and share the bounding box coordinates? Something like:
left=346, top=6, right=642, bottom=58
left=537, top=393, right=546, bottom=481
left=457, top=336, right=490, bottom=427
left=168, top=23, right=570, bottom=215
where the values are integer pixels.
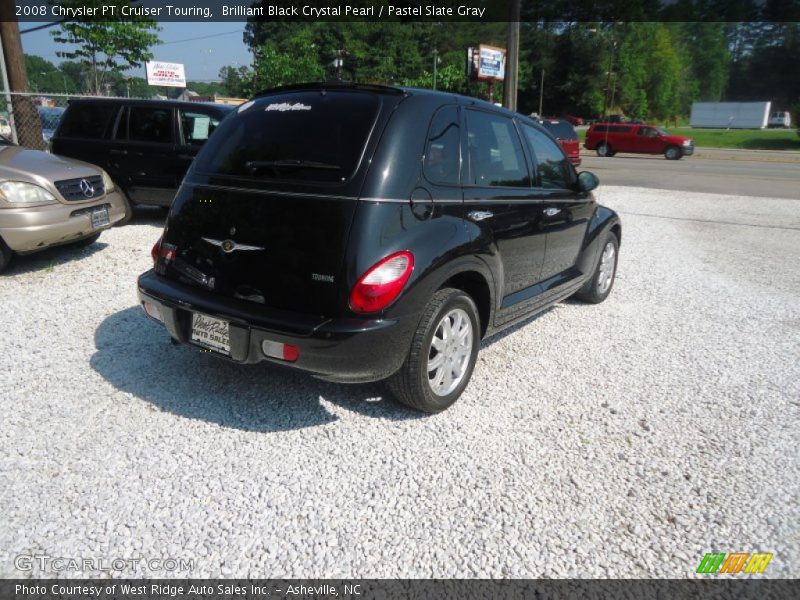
left=79, top=179, right=95, bottom=198
left=202, top=237, right=264, bottom=254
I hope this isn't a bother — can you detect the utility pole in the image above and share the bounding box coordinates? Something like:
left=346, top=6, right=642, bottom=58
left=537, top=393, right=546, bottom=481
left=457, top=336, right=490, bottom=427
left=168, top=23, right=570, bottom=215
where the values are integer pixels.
left=432, top=48, right=439, bottom=90
left=0, top=0, right=43, bottom=148
left=538, top=68, right=545, bottom=115
left=603, top=39, right=617, bottom=117
left=503, top=0, right=520, bottom=111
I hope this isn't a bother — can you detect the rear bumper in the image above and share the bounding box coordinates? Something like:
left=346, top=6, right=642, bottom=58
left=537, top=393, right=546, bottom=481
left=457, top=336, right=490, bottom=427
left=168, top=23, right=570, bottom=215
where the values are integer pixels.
left=136, top=270, right=418, bottom=383
left=0, top=191, right=126, bottom=252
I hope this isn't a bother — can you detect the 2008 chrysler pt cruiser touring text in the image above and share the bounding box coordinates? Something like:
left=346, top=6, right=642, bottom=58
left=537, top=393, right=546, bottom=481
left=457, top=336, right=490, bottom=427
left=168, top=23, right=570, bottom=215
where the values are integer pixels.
left=137, top=83, right=621, bottom=413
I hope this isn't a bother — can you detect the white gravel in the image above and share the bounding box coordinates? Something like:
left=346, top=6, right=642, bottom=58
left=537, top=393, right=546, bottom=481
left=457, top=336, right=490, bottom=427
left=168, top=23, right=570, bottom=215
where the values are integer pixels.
left=0, top=188, right=798, bottom=578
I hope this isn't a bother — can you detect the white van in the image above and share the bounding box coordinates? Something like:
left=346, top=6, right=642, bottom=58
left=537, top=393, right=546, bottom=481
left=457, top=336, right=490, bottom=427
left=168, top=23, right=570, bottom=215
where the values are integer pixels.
left=768, top=111, right=792, bottom=128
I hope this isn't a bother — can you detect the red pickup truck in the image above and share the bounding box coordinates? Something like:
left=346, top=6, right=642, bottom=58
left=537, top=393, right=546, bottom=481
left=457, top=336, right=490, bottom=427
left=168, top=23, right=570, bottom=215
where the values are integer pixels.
left=585, top=123, right=694, bottom=160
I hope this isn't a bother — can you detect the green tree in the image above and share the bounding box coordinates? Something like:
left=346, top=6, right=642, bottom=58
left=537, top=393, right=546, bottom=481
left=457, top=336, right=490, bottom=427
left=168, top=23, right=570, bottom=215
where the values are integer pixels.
left=51, top=1, right=160, bottom=95
left=25, top=55, right=77, bottom=94
left=253, top=27, right=324, bottom=89
left=218, top=65, right=253, bottom=98
left=677, top=23, right=729, bottom=102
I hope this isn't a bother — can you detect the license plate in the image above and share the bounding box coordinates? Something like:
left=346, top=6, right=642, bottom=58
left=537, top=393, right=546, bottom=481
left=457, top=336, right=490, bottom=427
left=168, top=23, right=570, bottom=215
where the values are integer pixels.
left=90, top=206, right=110, bottom=229
left=191, top=312, right=230, bottom=355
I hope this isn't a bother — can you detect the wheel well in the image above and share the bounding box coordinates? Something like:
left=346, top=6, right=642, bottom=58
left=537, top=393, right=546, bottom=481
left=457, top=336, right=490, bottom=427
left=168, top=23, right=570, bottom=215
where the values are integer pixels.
left=610, top=223, right=621, bottom=246
left=442, top=271, right=491, bottom=337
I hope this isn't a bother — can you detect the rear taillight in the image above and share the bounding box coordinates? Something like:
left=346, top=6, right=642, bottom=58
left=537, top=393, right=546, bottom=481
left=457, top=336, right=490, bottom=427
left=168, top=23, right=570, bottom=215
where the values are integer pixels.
left=151, top=236, right=175, bottom=265
left=349, top=251, right=414, bottom=314
left=151, top=237, right=162, bottom=264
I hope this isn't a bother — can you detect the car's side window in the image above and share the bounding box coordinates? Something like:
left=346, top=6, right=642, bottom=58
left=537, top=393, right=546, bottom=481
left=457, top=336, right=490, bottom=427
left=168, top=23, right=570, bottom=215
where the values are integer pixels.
left=423, top=106, right=461, bottom=185
left=638, top=127, right=657, bottom=137
left=179, top=110, right=221, bottom=146
left=521, top=124, right=574, bottom=190
left=59, top=104, right=117, bottom=139
left=465, top=109, right=530, bottom=187
left=128, top=107, right=173, bottom=144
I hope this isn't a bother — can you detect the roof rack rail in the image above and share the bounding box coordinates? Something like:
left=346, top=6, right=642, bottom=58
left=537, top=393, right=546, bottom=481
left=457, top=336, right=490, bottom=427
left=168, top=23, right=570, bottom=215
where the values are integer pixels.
left=254, top=81, right=406, bottom=97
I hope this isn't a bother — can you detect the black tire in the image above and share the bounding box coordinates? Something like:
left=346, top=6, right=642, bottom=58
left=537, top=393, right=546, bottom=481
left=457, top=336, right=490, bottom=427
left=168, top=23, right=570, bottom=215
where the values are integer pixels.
left=388, top=288, right=480, bottom=413
left=574, top=231, right=619, bottom=304
left=0, top=236, right=13, bottom=274
left=664, top=145, right=682, bottom=160
left=596, top=142, right=613, bottom=157
left=73, top=232, right=101, bottom=248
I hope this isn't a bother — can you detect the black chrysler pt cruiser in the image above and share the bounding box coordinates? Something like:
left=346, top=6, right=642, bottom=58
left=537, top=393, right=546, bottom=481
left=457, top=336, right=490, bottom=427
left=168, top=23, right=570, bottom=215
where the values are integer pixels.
left=138, top=83, right=621, bottom=413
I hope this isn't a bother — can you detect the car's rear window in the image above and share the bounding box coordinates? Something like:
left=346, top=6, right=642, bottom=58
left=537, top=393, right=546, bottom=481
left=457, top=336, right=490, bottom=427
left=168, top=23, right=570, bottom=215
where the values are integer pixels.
left=194, top=91, right=380, bottom=183
left=58, top=103, right=117, bottom=139
left=539, top=120, right=577, bottom=140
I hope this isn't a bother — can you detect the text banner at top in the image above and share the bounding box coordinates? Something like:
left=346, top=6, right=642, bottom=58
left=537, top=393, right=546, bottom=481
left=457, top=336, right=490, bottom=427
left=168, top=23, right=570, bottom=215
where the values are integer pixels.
left=13, top=0, right=800, bottom=22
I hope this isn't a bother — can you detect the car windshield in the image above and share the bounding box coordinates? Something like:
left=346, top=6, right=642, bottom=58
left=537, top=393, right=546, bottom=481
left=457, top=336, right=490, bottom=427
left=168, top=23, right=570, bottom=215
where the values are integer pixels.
left=657, top=127, right=670, bottom=136
left=194, top=91, right=380, bottom=183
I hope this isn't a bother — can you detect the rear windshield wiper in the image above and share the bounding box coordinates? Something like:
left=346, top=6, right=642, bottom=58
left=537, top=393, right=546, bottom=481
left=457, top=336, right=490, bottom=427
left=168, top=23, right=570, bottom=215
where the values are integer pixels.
left=244, top=159, right=341, bottom=171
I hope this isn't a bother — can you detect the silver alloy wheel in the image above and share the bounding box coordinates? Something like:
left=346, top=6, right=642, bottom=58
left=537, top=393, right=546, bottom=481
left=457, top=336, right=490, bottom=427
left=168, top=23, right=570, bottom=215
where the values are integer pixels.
left=427, top=307, right=473, bottom=397
left=597, top=143, right=610, bottom=156
left=666, top=146, right=680, bottom=159
left=597, top=241, right=616, bottom=294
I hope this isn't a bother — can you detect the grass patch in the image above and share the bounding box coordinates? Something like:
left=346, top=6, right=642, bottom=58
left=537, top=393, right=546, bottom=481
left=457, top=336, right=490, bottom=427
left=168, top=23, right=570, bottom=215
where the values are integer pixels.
left=673, top=127, right=800, bottom=150
left=577, top=126, right=800, bottom=151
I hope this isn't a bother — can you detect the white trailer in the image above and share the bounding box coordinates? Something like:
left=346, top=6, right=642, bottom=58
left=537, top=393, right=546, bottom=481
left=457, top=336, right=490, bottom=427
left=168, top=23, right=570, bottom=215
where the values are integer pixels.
left=690, top=101, right=771, bottom=129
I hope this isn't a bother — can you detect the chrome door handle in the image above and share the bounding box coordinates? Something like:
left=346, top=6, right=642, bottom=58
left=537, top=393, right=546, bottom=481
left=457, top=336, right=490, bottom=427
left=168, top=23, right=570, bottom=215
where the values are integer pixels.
left=544, top=207, right=561, bottom=217
left=467, top=210, right=494, bottom=221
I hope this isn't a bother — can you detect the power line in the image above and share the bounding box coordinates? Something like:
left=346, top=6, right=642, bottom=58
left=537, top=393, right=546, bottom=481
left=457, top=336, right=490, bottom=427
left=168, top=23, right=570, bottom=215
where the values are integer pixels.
left=20, top=21, right=63, bottom=34
left=22, top=23, right=244, bottom=46
left=155, top=29, right=244, bottom=46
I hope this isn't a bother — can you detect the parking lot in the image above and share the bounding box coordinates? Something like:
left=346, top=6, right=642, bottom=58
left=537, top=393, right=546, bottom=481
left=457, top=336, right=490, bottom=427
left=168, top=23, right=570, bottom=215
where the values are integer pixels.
left=0, top=186, right=798, bottom=577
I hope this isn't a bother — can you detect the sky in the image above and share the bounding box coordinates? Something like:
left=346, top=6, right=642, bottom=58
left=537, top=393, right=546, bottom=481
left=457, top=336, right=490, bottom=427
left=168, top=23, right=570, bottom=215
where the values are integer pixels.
left=18, top=22, right=253, bottom=82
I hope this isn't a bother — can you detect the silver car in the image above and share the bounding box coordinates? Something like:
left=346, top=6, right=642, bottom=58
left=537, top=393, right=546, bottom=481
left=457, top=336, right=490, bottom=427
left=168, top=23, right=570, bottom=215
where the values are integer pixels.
left=0, top=139, right=128, bottom=272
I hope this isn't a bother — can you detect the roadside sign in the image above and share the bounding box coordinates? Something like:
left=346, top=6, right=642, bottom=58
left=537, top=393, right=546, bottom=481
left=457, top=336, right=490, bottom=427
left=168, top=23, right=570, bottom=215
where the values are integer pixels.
left=476, top=45, right=505, bottom=81
left=145, top=61, right=187, bottom=88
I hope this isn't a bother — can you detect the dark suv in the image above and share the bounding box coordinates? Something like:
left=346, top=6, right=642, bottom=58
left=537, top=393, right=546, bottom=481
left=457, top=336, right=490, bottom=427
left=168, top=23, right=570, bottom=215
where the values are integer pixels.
left=50, top=99, right=234, bottom=219
left=137, top=83, right=621, bottom=413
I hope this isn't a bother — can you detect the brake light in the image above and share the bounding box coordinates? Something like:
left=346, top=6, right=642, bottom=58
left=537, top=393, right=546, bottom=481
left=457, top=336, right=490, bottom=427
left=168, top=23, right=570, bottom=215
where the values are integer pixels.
left=151, top=237, right=162, bottom=264
left=151, top=236, right=175, bottom=265
left=349, top=251, right=414, bottom=313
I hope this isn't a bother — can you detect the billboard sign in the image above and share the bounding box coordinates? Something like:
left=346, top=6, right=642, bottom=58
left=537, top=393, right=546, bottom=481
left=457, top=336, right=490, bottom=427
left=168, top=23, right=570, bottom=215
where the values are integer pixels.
left=145, top=61, right=187, bottom=88
left=477, top=45, right=505, bottom=81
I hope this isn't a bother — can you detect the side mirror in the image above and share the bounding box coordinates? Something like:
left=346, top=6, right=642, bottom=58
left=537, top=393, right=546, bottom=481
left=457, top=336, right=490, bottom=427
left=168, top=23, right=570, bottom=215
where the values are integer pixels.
left=577, top=171, right=599, bottom=193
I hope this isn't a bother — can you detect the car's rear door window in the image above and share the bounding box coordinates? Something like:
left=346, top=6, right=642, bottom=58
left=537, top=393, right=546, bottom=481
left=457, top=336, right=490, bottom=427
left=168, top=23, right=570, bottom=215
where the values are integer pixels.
left=58, top=103, right=117, bottom=139
left=522, top=124, right=574, bottom=190
left=464, top=109, right=530, bottom=187
left=423, top=106, right=461, bottom=185
left=194, top=91, right=380, bottom=183
left=127, top=107, right=174, bottom=144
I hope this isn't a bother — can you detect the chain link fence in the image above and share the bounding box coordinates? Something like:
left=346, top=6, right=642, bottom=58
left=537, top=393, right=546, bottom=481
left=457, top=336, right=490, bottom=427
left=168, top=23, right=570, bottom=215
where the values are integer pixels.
left=0, top=91, right=145, bottom=151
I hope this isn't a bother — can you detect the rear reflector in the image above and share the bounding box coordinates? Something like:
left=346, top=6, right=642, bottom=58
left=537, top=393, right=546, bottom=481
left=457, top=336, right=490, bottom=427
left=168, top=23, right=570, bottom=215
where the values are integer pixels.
left=262, top=340, right=300, bottom=362
left=142, top=301, right=163, bottom=322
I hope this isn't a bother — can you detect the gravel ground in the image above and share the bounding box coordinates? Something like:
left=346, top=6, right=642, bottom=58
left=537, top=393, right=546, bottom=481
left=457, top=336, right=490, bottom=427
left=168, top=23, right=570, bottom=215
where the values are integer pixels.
left=0, top=187, right=798, bottom=578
